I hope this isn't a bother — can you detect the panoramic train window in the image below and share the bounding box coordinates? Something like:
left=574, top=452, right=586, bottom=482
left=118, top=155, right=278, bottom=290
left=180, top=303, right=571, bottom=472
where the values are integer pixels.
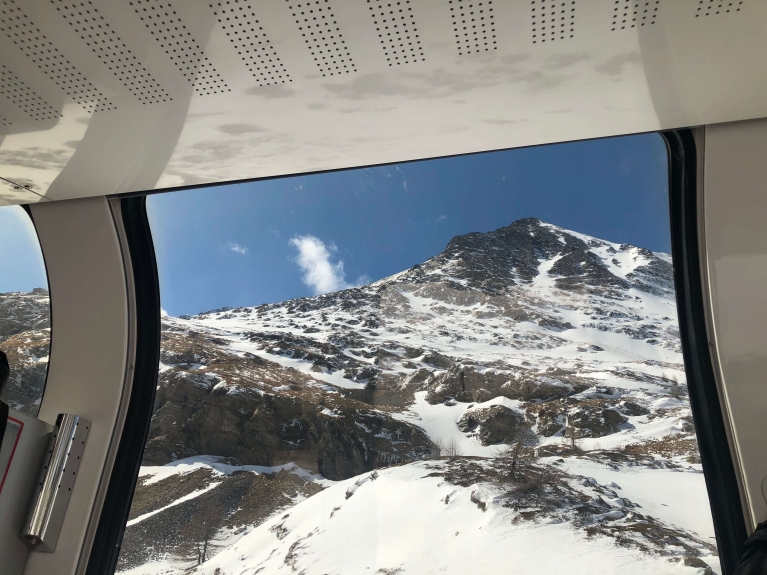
left=117, top=134, right=722, bottom=574
left=0, top=205, right=50, bottom=417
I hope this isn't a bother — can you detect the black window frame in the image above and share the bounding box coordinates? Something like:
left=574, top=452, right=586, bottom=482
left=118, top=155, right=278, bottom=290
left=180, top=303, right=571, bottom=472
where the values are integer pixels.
left=85, top=197, right=161, bottom=574
left=663, top=129, right=748, bottom=574
left=87, top=131, right=749, bottom=575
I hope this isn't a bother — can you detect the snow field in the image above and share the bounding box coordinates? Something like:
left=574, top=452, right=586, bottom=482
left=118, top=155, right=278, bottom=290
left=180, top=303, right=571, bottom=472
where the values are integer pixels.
left=196, top=461, right=715, bottom=575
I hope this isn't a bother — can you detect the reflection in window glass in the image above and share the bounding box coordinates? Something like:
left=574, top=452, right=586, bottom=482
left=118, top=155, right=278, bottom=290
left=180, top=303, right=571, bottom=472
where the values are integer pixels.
left=118, top=135, right=722, bottom=574
left=0, top=205, right=50, bottom=417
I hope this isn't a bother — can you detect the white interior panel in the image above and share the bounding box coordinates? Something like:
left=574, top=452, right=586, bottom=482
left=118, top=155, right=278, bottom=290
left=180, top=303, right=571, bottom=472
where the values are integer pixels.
left=1, top=0, right=767, bottom=205
left=25, top=197, right=131, bottom=575
left=704, top=118, right=767, bottom=528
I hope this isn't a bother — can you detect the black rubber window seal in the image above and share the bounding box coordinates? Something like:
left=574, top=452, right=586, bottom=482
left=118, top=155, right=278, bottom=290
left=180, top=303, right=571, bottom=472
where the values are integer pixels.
left=663, top=129, right=748, bottom=574
left=82, top=134, right=746, bottom=573
left=85, top=196, right=160, bottom=574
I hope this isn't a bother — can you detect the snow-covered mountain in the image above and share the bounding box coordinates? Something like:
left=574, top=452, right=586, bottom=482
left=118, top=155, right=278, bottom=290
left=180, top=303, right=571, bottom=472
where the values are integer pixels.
left=0, top=218, right=719, bottom=574
left=118, top=218, right=717, bottom=574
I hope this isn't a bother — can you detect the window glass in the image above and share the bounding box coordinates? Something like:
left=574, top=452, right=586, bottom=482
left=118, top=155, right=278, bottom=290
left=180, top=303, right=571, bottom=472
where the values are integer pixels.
left=118, top=134, right=722, bottom=574
left=0, top=205, right=50, bottom=417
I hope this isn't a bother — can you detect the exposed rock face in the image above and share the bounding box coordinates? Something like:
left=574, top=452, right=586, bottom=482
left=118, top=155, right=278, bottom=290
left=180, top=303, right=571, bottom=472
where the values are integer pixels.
left=567, top=403, right=629, bottom=438
left=423, top=365, right=586, bottom=405
left=0, top=288, right=49, bottom=339
left=145, top=331, right=433, bottom=480
left=526, top=403, right=566, bottom=437
left=457, top=405, right=524, bottom=446
left=391, top=218, right=674, bottom=300
left=0, top=290, right=50, bottom=416
left=526, top=397, right=635, bottom=439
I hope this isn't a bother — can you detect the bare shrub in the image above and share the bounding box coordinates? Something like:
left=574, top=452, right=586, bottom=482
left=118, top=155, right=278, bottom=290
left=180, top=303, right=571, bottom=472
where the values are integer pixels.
left=176, top=497, right=224, bottom=566
left=445, top=437, right=461, bottom=459
left=495, top=423, right=537, bottom=482
left=515, top=464, right=555, bottom=494
left=564, top=426, right=581, bottom=451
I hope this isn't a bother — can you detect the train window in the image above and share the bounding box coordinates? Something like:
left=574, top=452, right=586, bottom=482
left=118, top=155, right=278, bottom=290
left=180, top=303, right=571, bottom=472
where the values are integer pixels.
left=117, top=134, right=722, bottom=574
left=0, top=205, right=50, bottom=417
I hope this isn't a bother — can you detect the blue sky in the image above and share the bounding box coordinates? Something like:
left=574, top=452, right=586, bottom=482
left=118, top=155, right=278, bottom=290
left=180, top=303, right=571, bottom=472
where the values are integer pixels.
left=0, top=205, right=48, bottom=292
left=149, top=133, right=670, bottom=316
left=0, top=133, right=670, bottom=314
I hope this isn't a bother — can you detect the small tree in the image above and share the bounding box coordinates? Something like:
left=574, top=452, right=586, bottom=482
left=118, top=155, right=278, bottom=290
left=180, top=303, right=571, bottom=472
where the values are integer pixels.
left=496, top=423, right=537, bottom=481
left=669, top=381, right=683, bottom=399
left=564, top=426, right=580, bottom=450
left=176, top=497, right=225, bottom=566
left=445, top=437, right=461, bottom=459
left=152, top=532, right=169, bottom=560
left=509, top=423, right=536, bottom=479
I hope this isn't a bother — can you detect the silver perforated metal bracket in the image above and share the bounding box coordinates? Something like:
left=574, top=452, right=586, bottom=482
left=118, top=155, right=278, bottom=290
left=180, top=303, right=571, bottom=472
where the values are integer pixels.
left=22, top=414, right=90, bottom=553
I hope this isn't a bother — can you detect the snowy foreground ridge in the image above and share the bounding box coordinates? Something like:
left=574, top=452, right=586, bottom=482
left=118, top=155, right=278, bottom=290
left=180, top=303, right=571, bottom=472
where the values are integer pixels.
left=196, top=460, right=719, bottom=575
left=114, top=219, right=720, bottom=574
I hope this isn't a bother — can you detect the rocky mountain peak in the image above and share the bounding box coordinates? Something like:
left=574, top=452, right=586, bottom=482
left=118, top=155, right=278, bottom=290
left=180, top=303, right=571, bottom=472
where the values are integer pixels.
left=394, top=218, right=673, bottom=299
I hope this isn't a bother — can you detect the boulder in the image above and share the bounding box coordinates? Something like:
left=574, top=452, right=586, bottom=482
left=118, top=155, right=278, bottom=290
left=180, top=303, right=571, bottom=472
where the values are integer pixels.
left=422, top=351, right=453, bottom=369
left=603, top=408, right=627, bottom=426
left=457, top=404, right=523, bottom=445
left=619, top=400, right=649, bottom=416
left=566, top=404, right=627, bottom=438
left=527, top=404, right=565, bottom=436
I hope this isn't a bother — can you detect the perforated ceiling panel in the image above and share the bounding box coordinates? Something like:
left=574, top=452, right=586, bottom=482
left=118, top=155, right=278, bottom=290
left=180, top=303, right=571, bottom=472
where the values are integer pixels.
left=289, top=0, right=356, bottom=76
left=697, top=0, right=743, bottom=17
left=0, top=176, right=43, bottom=203
left=0, top=0, right=113, bottom=112
left=131, top=0, right=229, bottom=95
left=531, top=0, right=576, bottom=43
left=368, top=0, right=424, bottom=65
left=612, top=1, right=660, bottom=30
left=449, top=0, right=496, bottom=55
left=210, top=1, right=290, bottom=85
left=0, top=64, right=59, bottom=120
left=0, top=0, right=766, bottom=208
left=53, top=0, right=170, bottom=104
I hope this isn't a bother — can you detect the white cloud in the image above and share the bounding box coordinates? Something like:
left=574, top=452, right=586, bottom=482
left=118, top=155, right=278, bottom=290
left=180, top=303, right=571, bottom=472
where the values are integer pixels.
left=227, top=242, right=248, bottom=255
left=436, top=214, right=448, bottom=224
left=289, top=235, right=366, bottom=295
left=395, top=165, right=408, bottom=191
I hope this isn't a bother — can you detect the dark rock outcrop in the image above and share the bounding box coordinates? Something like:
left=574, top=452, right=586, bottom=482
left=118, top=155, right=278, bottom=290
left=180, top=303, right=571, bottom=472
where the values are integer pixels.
left=424, top=365, right=585, bottom=405
left=0, top=290, right=50, bottom=416
left=145, top=335, right=433, bottom=480
left=457, top=404, right=524, bottom=445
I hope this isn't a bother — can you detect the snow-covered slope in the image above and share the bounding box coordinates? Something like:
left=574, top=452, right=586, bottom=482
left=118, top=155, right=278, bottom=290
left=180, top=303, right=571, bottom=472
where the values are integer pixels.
left=115, top=219, right=719, bottom=574
left=195, top=460, right=718, bottom=575
left=192, top=218, right=681, bottom=389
